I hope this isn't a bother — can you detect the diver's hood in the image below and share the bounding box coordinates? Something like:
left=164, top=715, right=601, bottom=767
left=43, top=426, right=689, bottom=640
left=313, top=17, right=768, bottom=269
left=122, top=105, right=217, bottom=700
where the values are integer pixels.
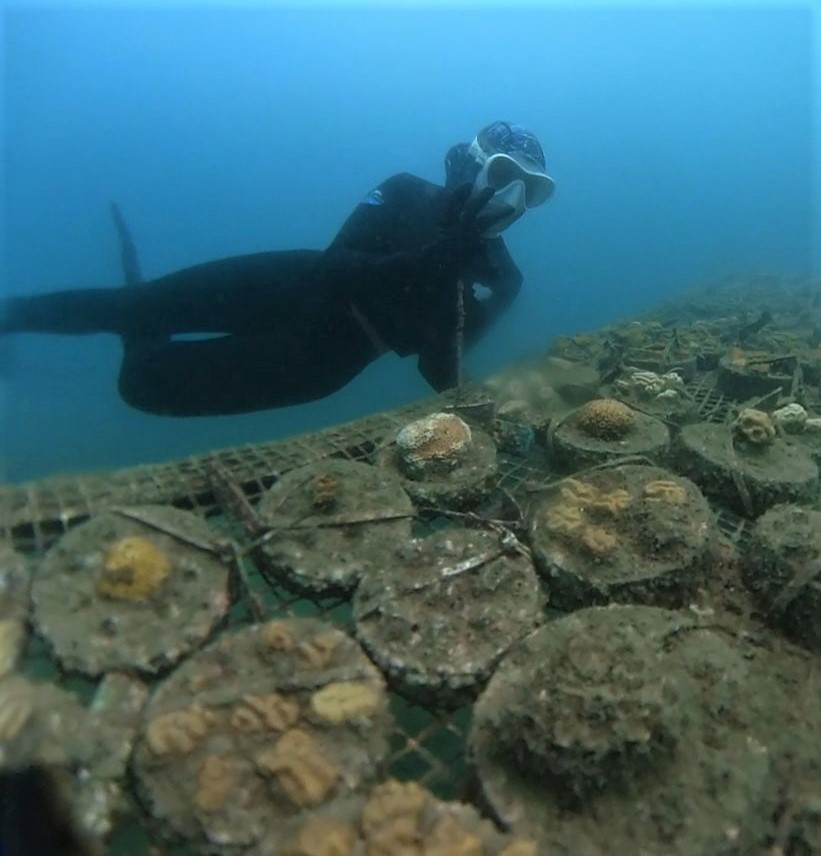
left=468, top=137, right=555, bottom=237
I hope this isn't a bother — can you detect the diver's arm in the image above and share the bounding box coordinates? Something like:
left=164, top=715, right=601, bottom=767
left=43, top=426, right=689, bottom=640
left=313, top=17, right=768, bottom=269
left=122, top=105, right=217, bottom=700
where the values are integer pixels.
left=414, top=240, right=523, bottom=393
left=417, top=334, right=460, bottom=392
left=462, top=237, right=523, bottom=344
left=320, top=174, right=446, bottom=295
left=321, top=180, right=503, bottom=307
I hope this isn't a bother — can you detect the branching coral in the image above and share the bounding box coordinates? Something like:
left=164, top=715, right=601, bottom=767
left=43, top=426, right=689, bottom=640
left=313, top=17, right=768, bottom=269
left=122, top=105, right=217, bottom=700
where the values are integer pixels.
left=576, top=399, right=636, bottom=441
left=96, top=536, right=171, bottom=601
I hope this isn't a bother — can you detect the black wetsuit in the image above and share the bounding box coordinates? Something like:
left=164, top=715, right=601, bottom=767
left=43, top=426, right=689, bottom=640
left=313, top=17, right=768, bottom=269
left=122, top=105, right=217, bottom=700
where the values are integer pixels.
left=1, top=174, right=522, bottom=415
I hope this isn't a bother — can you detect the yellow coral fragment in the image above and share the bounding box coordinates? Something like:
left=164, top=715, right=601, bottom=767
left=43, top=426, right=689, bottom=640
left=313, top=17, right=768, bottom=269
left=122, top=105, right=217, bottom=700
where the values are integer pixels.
left=542, top=503, right=584, bottom=536
left=728, top=347, right=747, bottom=367
left=195, top=754, right=240, bottom=813
left=97, top=536, right=171, bottom=601
left=260, top=620, right=295, bottom=653
left=0, top=619, right=25, bottom=678
left=362, top=779, right=429, bottom=856
left=591, top=488, right=632, bottom=515
left=230, top=692, right=301, bottom=733
left=145, top=706, right=212, bottom=756
left=0, top=676, right=34, bottom=740
left=284, top=817, right=358, bottom=856
left=499, top=842, right=538, bottom=856
left=256, top=728, right=339, bottom=807
left=310, top=681, right=380, bottom=725
left=643, top=479, right=687, bottom=504
left=310, top=473, right=340, bottom=511
left=580, top=525, right=618, bottom=559
left=560, top=478, right=599, bottom=505
left=424, top=814, right=482, bottom=856
left=298, top=631, right=340, bottom=669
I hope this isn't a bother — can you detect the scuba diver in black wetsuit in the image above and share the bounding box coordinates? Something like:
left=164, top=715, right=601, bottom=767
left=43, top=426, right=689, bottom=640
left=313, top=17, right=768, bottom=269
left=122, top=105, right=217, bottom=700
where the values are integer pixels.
left=1, top=121, right=555, bottom=416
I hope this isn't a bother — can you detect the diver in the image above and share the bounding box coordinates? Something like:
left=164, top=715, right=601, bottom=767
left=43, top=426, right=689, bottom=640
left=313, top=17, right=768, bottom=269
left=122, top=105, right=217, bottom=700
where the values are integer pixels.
left=0, top=121, right=555, bottom=416
left=0, top=766, right=88, bottom=856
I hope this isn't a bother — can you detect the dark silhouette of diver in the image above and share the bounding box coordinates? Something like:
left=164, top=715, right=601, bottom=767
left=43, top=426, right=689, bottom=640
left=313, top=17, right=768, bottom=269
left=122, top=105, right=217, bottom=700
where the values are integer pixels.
left=0, top=766, right=87, bottom=856
left=1, top=122, right=555, bottom=416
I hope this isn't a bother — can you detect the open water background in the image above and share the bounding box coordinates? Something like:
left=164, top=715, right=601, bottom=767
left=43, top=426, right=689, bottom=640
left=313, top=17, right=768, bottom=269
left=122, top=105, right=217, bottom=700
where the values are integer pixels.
left=2, top=1, right=818, bottom=481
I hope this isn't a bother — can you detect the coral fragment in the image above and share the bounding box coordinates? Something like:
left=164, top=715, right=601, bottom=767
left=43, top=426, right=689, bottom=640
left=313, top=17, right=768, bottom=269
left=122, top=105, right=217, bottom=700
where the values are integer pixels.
left=310, top=681, right=380, bottom=724
left=580, top=525, right=618, bottom=559
left=298, top=631, right=340, bottom=669
left=256, top=728, right=339, bottom=807
left=396, top=413, right=472, bottom=477
left=284, top=817, right=358, bottom=856
left=576, top=399, right=636, bottom=440
left=145, top=706, right=212, bottom=756
left=195, top=754, right=241, bottom=813
left=260, top=620, right=295, bottom=653
left=732, top=408, right=776, bottom=446
left=96, top=536, right=171, bottom=601
left=425, top=814, right=482, bottom=856
left=230, top=692, right=301, bottom=733
left=0, top=619, right=25, bottom=678
left=643, top=480, right=688, bottom=504
left=0, top=676, right=34, bottom=740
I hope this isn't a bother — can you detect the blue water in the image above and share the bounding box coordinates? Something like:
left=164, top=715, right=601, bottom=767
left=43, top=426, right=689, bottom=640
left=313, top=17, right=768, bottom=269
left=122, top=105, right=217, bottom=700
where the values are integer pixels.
left=2, top=3, right=817, bottom=483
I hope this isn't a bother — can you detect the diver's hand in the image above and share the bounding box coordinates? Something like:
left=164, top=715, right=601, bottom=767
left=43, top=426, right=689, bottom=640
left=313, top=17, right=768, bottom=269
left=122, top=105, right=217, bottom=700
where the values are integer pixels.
left=423, top=184, right=513, bottom=272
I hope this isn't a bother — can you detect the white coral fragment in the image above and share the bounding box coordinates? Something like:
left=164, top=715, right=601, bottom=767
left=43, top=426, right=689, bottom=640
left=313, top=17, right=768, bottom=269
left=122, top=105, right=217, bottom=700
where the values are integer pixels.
left=615, top=369, right=685, bottom=401
left=772, top=403, right=807, bottom=433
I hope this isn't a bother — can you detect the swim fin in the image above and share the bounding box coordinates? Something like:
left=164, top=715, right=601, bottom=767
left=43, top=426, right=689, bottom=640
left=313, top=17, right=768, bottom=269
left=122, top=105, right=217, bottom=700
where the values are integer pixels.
left=109, top=200, right=143, bottom=286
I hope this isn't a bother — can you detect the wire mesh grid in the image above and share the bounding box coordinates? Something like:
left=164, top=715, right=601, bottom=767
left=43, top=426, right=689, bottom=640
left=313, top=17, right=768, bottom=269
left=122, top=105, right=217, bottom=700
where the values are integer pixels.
left=0, top=392, right=452, bottom=553
left=9, top=387, right=525, bottom=831
left=4, top=368, right=763, bottom=843
left=687, top=371, right=733, bottom=424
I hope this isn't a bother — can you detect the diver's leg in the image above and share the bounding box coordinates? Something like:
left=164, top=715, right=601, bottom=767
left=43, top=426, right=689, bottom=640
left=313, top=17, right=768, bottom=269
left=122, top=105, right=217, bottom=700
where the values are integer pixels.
left=118, top=323, right=377, bottom=416
left=0, top=289, right=133, bottom=335
left=0, top=277, right=255, bottom=337
left=3, top=205, right=144, bottom=336
left=1, top=250, right=323, bottom=338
